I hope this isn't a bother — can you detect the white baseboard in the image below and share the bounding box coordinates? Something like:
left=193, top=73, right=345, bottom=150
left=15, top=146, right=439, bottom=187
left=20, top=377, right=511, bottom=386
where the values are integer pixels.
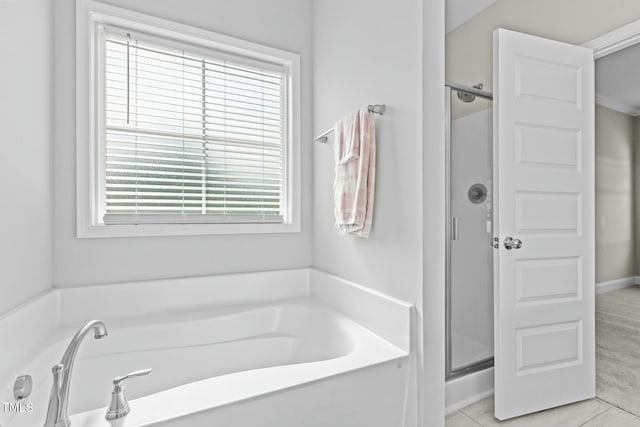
left=445, top=367, right=494, bottom=414
left=595, top=276, right=640, bottom=295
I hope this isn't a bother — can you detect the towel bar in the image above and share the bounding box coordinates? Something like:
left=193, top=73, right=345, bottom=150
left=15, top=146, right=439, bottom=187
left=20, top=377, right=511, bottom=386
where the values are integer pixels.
left=315, top=104, right=386, bottom=143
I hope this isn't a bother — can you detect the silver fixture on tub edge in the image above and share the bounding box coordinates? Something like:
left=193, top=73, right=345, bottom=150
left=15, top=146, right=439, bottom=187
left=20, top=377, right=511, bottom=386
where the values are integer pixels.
left=43, top=320, right=108, bottom=427
left=13, top=375, right=33, bottom=400
left=105, top=368, right=153, bottom=421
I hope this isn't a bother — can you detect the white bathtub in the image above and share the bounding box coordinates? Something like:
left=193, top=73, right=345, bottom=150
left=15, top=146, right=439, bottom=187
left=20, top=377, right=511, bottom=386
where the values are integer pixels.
left=0, top=269, right=412, bottom=427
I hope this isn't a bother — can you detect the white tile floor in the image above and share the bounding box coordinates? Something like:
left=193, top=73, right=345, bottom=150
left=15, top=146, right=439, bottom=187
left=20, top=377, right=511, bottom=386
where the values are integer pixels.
left=446, top=397, right=640, bottom=427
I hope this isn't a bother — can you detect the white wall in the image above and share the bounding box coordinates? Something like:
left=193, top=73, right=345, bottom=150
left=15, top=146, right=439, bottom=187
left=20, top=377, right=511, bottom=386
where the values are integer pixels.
left=311, top=1, right=426, bottom=425
left=595, top=105, right=636, bottom=283
left=635, top=116, right=640, bottom=275
left=311, top=0, right=423, bottom=305
left=423, top=1, right=447, bottom=425
left=52, top=0, right=313, bottom=286
left=0, top=0, right=53, bottom=314
left=446, top=0, right=640, bottom=119
left=445, top=0, right=496, bottom=33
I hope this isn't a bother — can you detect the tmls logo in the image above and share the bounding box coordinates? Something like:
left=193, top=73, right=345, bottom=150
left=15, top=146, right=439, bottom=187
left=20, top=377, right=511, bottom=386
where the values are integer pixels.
left=2, top=401, right=34, bottom=413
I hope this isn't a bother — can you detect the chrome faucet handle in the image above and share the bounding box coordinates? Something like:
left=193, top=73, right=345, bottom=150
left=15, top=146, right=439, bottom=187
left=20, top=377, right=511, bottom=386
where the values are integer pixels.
left=113, top=368, right=152, bottom=387
left=105, top=368, right=152, bottom=421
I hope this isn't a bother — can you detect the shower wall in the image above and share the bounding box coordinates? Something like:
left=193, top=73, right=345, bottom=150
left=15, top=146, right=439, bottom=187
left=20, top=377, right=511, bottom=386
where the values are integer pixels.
left=449, top=104, right=493, bottom=373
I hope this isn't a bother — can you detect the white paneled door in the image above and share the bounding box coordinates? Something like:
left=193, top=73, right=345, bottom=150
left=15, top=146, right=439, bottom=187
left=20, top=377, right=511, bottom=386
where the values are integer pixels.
left=493, top=29, right=595, bottom=420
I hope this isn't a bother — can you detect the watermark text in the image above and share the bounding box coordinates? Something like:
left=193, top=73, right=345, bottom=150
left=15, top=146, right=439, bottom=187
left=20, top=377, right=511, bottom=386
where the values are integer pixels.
left=1, top=401, right=33, bottom=413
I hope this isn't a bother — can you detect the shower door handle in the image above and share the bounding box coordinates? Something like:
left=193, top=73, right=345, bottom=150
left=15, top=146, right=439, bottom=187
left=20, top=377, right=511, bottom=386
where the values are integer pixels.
left=451, top=217, right=459, bottom=241
left=504, top=237, right=523, bottom=250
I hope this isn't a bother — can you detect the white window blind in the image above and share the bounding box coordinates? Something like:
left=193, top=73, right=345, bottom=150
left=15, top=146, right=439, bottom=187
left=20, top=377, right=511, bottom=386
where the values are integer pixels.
left=102, top=28, right=287, bottom=225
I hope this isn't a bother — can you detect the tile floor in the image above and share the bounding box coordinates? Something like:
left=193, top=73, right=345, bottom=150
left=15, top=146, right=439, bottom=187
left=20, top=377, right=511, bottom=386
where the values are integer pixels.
left=446, top=396, right=640, bottom=427
left=446, top=287, right=640, bottom=426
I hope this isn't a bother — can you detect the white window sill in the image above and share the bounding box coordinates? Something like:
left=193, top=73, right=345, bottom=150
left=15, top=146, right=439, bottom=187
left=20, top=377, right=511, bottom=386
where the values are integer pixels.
left=77, top=221, right=300, bottom=239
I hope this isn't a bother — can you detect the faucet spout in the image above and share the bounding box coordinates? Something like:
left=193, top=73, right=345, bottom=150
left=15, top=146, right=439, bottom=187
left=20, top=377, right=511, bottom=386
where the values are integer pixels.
left=43, top=320, right=108, bottom=427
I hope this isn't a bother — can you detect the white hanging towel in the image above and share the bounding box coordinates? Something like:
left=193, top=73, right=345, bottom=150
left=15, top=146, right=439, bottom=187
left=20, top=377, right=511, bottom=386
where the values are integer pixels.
left=333, top=107, right=376, bottom=237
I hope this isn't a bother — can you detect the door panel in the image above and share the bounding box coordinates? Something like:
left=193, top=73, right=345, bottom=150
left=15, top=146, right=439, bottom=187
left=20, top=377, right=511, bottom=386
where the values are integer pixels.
left=493, top=28, right=595, bottom=420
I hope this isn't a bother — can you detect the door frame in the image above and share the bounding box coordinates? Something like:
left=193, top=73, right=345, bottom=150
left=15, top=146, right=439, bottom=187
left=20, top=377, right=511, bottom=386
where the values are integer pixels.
left=583, top=18, right=640, bottom=118
left=423, top=0, right=446, bottom=426
left=583, top=18, right=640, bottom=59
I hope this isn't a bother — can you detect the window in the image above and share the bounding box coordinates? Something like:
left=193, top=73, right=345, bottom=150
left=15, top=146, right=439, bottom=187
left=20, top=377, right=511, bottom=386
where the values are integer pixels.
left=76, top=2, right=300, bottom=237
left=103, top=30, right=287, bottom=224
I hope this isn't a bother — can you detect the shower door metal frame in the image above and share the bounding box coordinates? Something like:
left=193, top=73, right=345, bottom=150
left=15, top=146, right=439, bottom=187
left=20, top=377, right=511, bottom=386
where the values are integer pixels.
left=445, top=83, right=495, bottom=381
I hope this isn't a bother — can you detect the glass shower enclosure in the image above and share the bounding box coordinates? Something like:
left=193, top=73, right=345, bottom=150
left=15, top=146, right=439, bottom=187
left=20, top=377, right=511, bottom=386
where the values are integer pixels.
left=445, top=82, right=494, bottom=379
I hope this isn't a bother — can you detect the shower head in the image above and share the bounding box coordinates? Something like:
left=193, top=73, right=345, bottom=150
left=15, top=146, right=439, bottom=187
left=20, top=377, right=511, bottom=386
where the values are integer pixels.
left=457, top=91, right=476, bottom=103
left=456, top=83, right=484, bottom=103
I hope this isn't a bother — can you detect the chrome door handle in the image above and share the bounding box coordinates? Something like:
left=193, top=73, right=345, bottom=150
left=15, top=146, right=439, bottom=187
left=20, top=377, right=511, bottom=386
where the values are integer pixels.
left=504, top=237, right=523, bottom=250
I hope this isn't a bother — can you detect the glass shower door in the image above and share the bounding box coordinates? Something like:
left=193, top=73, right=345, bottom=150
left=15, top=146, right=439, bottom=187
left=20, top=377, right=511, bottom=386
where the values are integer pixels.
left=446, top=84, right=494, bottom=379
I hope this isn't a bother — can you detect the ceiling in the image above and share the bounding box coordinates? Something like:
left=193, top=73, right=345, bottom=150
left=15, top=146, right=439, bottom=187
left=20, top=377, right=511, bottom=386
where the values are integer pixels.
left=596, top=42, right=640, bottom=116
left=446, top=0, right=497, bottom=33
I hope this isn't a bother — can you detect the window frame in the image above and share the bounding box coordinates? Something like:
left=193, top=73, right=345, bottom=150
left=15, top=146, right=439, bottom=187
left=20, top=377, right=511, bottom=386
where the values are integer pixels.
left=76, top=0, right=301, bottom=238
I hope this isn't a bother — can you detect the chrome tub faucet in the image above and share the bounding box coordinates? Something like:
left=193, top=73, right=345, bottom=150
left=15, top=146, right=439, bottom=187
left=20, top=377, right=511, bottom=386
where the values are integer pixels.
left=43, top=320, right=108, bottom=427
